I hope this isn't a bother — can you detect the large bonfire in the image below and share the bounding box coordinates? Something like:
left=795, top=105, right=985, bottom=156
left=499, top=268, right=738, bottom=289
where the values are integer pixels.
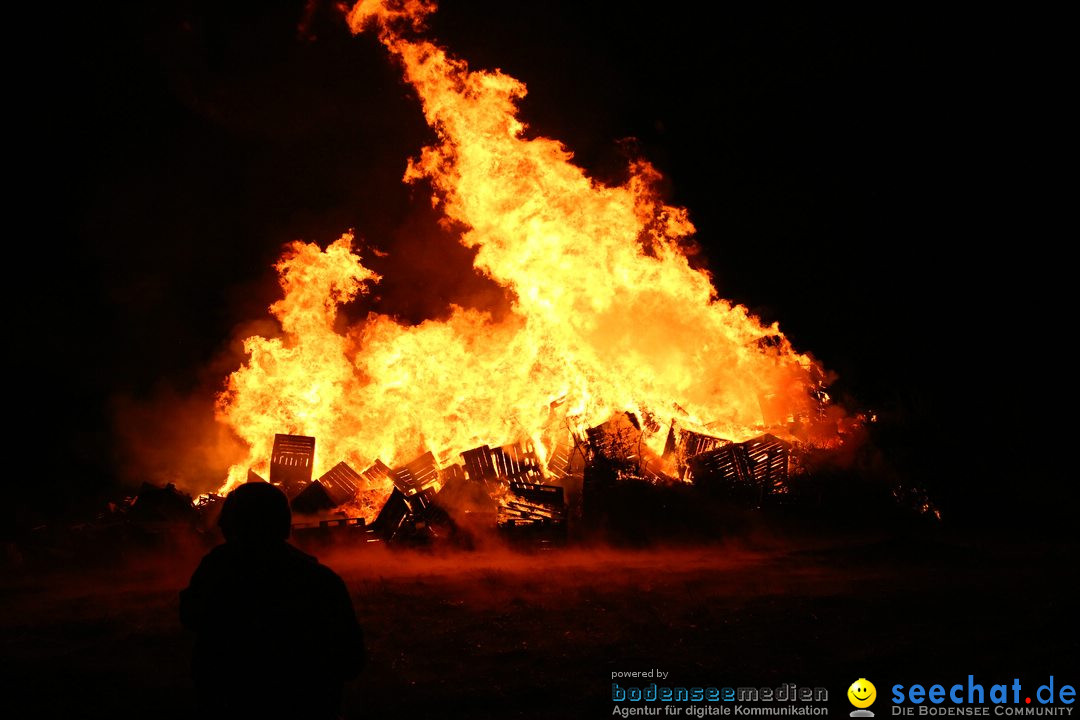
left=214, top=0, right=849, bottom=515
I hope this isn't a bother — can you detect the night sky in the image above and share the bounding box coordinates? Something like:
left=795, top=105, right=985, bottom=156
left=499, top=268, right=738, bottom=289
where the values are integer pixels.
left=16, top=2, right=1070, bottom=530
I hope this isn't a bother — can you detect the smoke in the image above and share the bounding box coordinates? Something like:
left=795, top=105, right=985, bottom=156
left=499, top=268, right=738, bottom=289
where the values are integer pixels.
left=110, top=319, right=279, bottom=496
left=112, top=389, right=242, bottom=495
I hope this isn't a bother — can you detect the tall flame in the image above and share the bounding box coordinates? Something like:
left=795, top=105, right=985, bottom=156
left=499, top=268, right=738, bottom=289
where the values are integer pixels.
left=215, top=0, right=844, bottom=503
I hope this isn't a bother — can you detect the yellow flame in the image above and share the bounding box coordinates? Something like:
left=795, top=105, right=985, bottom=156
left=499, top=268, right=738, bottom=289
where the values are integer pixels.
left=215, top=0, right=845, bottom=509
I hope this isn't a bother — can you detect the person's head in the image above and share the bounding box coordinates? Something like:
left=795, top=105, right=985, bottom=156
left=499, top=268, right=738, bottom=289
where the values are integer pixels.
left=218, top=481, right=291, bottom=544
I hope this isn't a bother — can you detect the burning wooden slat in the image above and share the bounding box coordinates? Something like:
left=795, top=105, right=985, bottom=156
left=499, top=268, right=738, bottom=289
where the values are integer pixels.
left=462, top=442, right=549, bottom=488
left=391, top=451, right=440, bottom=497
left=679, top=430, right=729, bottom=460
left=496, top=481, right=566, bottom=528
left=439, top=463, right=466, bottom=488
left=545, top=441, right=573, bottom=479
left=499, top=518, right=547, bottom=528
left=269, top=434, right=316, bottom=498
left=317, top=462, right=362, bottom=504
left=404, top=486, right=440, bottom=515
left=685, top=433, right=791, bottom=505
left=674, top=429, right=731, bottom=480
left=371, top=488, right=409, bottom=539
left=508, top=480, right=564, bottom=507
left=503, top=500, right=560, bottom=520
left=361, top=459, right=393, bottom=488
left=492, top=442, right=544, bottom=482
left=292, top=517, right=367, bottom=531
left=246, top=469, right=267, bottom=484
left=686, top=444, right=744, bottom=486
left=291, top=516, right=380, bottom=545
left=544, top=432, right=588, bottom=493
left=741, top=433, right=790, bottom=493
left=461, top=445, right=498, bottom=483
left=290, top=461, right=362, bottom=514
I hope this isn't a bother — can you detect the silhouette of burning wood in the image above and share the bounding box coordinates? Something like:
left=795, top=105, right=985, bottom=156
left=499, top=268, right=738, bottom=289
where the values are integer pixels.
left=61, top=415, right=940, bottom=559
left=291, top=461, right=363, bottom=515
left=253, top=422, right=799, bottom=543
left=269, top=434, right=316, bottom=499
left=683, top=433, right=791, bottom=507
left=497, top=482, right=566, bottom=528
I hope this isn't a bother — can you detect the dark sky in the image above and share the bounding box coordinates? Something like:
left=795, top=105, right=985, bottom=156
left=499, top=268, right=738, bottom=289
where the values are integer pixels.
left=16, top=2, right=1070, bottom=527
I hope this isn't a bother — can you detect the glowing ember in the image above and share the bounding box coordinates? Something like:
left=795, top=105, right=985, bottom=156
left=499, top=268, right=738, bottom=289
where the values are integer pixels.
left=214, top=0, right=850, bottom=516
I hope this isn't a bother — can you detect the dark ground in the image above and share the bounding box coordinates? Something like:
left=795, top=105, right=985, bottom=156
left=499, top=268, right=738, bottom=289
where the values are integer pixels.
left=4, top=531, right=1075, bottom=718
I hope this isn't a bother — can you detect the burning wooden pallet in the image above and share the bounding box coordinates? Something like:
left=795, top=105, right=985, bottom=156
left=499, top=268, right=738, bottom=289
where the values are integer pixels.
left=361, top=459, right=394, bottom=488
left=269, top=434, right=316, bottom=498
left=544, top=436, right=587, bottom=481
left=685, top=433, right=790, bottom=503
left=371, top=488, right=409, bottom=540
left=679, top=429, right=729, bottom=460
left=742, top=434, right=790, bottom=493
left=461, top=444, right=498, bottom=484
left=390, top=451, right=444, bottom=518
left=460, top=442, right=545, bottom=486
left=290, top=516, right=382, bottom=547
left=290, top=461, right=362, bottom=514
left=492, top=443, right=543, bottom=481
left=343, top=451, right=455, bottom=543
left=392, top=451, right=440, bottom=496
left=496, top=481, right=566, bottom=528
left=457, top=442, right=569, bottom=531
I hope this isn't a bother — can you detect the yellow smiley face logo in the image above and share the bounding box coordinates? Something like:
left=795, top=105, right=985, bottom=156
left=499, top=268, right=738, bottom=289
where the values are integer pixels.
left=848, top=679, right=877, bottom=708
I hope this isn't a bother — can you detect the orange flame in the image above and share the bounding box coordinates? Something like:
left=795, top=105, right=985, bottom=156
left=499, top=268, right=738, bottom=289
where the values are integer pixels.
left=214, top=0, right=845, bottom=509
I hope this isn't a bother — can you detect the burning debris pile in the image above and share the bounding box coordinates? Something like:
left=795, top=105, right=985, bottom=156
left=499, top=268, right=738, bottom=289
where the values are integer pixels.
left=186, top=421, right=811, bottom=548
left=266, top=432, right=577, bottom=545
left=53, top=422, right=939, bottom=559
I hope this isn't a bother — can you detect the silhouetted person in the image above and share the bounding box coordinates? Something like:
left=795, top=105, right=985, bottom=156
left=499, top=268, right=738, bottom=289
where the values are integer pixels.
left=180, top=482, right=364, bottom=719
